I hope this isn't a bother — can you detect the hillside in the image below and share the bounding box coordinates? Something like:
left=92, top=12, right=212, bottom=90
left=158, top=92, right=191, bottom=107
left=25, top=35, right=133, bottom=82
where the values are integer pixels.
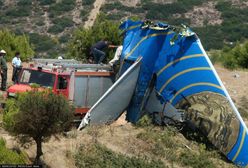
left=0, top=0, right=248, bottom=57
left=0, top=63, right=247, bottom=167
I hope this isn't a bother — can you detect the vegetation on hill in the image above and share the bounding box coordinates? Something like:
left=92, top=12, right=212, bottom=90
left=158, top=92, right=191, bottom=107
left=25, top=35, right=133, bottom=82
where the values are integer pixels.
left=0, top=0, right=247, bottom=59
left=0, top=138, right=27, bottom=164
left=102, top=0, right=248, bottom=51
left=67, top=14, right=121, bottom=62
left=0, top=0, right=96, bottom=57
left=210, top=40, right=248, bottom=69
left=28, top=33, right=59, bottom=58
left=74, top=143, right=164, bottom=168
left=0, top=29, right=34, bottom=61
left=72, top=118, right=236, bottom=168
left=194, top=1, right=248, bottom=50
left=0, top=0, right=247, bottom=68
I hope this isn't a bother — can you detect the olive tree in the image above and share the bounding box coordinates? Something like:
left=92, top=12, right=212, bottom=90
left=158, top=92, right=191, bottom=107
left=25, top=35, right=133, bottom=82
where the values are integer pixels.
left=3, top=90, right=74, bottom=164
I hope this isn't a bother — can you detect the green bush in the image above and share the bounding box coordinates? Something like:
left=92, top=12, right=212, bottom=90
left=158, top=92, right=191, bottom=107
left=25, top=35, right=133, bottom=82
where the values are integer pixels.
left=2, top=99, right=19, bottom=131
left=5, top=7, right=31, bottom=17
left=74, top=143, right=165, bottom=168
left=52, top=17, right=74, bottom=29
left=17, top=0, right=32, bottom=6
left=67, top=13, right=121, bottom=62
left=136, top=115, right=152, bottom=127
left=49, top=0, right=76, bottom=16
left=179, top=150, right=215, bottom=168
left=38, top=0, right=55, bottom=5
left=142, top=0, right=206, bottom=20
left=136, top=127, right=178, bottom=153
left=29, top=33, right=58, bottom=52
left=102, top=2, right=143, bottom=15
left=219, top=41, right=248, bottom=69
left=59, top=34, right=70, bottom=43
left=35, top=20, right=45, bottom=26
left=82, top=0, right=95, bottom=6
left=0, top=29, right=34, bottom=61
left=0, top=138, right=26, bottom=164
left=3, top=91, right=74, bottom=163
left=48, top=25, right=64, bottom=34
left=80, top=9, right=89, bottom=21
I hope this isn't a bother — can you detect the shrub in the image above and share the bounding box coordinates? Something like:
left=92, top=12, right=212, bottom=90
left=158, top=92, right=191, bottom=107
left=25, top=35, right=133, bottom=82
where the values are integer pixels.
left=5, top=7, right=31, bottom=17
left=38, top=0, right=55, bottom=5
left=29, top=33, right=58, bottom=52
left=0, top=138, right=27, bottom=164
left=52, top=17, right=74, bottom=28
left=220, top=41, right=248, bottom=69
left=179, top=150, right=215, bottom=168
left=82, top=0, right=95, bottom=6
left=49, top=0, right=76, bottom=16
left=80, top=9, right=89, bottom=21
left=3, top=91, right=74, bottom=164
left=74, top=143, right=165, bottom=168
left=67, top=13, right=121, bottom=62
left=35, top=20, right=45, bottom=26
left=48, top=25, right=64, bottom=34
left=0, top=29, right=34, bottom=61
left=59, top=34, right=70, bottom=43
left=17, top=0, right=32, bottom=6
left=136, top=115, right=152, bottom=127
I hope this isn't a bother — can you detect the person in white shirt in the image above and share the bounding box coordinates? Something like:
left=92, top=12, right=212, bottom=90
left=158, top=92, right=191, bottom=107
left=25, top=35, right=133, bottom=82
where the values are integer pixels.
left=109, top=45, right=123, bottom=66
left=12, top=52, right=22, bottom=83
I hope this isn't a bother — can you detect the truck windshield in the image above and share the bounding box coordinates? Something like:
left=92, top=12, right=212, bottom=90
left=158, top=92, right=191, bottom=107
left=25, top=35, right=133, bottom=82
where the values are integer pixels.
left=19, top=69, right=55, bottom=88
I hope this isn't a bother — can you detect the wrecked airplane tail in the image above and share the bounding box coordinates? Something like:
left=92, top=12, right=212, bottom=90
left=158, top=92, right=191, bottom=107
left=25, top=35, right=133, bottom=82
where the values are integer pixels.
left=118, top=20, right=248, bottom=167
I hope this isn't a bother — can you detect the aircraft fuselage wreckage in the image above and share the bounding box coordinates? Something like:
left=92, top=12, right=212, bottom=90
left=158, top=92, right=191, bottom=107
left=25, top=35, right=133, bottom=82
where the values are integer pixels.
left=79, top=20, right=248, bottom=167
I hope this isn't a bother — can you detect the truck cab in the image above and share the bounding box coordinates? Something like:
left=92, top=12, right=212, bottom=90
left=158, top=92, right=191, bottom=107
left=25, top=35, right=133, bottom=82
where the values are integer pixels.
left=8, top=67, right=70, bottom=98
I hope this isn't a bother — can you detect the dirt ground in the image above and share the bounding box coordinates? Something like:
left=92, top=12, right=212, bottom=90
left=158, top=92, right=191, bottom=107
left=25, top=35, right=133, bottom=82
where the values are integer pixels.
left=0, top=63, right=247, bottom=168
left=214, top=64, right=248, bottom=104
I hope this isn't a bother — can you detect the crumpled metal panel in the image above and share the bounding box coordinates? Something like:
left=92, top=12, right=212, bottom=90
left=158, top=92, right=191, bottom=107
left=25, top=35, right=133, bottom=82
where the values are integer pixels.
left=78, top=58, right=141, bottom=129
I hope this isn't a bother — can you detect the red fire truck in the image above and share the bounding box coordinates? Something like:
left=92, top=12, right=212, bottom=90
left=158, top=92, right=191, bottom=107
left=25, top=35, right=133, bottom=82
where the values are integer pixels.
left=7, top=59, right=115, bottom=116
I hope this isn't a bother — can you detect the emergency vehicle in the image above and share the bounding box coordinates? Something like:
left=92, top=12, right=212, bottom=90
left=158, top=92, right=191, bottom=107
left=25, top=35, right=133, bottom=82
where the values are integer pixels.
left=7, top=59, right=115, bottom=116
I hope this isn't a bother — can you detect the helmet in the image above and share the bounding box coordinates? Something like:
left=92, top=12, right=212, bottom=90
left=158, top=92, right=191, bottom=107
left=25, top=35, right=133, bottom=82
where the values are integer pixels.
left=0, top=50, right=6, bottom=54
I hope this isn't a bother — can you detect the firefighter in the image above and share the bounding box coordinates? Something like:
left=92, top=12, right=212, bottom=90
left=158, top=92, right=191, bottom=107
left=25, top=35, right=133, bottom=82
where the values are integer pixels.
left=0, top=50, right=7, bottom=91
left=12, top=51, right=22, bottom=84
left=90, top=40, right=118, bottom=64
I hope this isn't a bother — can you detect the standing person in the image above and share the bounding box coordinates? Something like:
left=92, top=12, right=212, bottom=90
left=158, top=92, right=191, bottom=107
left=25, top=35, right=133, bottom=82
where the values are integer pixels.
left=12, top=52, right=22, bottom=84
left=109, top=45, right=123, bottom=66
left=0, top=50, right=8, bottom=91
left=91, top=40, right=117, bottom=64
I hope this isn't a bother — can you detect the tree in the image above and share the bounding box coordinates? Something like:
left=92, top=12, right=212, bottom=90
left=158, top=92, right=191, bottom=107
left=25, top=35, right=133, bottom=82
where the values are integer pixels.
left=3, top=90, right=74, bottom=164
left=220, top=40, right=248, bottom=69
left=0, top=29, right=34, bottom=61
left=67, top=13, right=121, bottom=62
